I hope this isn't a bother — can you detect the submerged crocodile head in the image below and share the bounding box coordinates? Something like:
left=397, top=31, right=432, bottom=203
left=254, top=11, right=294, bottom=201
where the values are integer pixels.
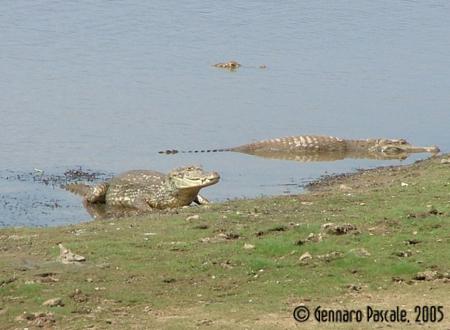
left=213, top=60, right=241, bottom=70
left=368, top=139, right=440, bottom=156
left=167, top=166, right=220, bottom=189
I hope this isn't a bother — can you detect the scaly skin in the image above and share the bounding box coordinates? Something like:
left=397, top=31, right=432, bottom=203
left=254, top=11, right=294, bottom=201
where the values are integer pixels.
left=65, top=166, right=220, bottom=211
left=159, top=135, right=440, bottom=161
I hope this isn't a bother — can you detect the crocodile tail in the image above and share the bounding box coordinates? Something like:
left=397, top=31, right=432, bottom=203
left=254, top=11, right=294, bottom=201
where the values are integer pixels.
left=158, top=148, right=232, bottom=154
left=64, top=183, right=92, bottom=197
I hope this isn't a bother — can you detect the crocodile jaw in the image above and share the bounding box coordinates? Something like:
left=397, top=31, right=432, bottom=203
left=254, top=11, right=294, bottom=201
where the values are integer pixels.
left=368, top=139, right=440, bottom=156
left=173, top=172, right=220, bottom=189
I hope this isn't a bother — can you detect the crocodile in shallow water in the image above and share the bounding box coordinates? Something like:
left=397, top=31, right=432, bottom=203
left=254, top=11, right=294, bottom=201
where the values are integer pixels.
left=212, top=60, right=267, bottom=71
left=159, top=135, right=440, bottom=162
left=65, top=166, right=220, bottom=212
left=213, top=60, right=241, bottom=70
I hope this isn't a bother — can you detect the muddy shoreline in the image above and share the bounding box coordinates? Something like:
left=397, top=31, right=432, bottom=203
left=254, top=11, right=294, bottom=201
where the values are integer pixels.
left=1, top=153, right=449, bottom=329
left=0, top=154, right=446, bottom=227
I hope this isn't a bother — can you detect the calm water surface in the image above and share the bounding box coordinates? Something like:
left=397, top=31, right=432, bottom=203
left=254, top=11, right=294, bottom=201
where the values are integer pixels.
left=1, top=1, right=449, bottom=226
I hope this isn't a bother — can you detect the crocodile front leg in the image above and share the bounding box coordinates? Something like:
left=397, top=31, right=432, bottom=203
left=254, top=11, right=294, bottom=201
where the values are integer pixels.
left=133, top=197, right=154, bottom=212
left=194, top=194, right=210, bottom=205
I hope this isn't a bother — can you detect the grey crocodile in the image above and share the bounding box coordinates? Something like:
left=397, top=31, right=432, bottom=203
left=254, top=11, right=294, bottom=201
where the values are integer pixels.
left=65, top=166, right=220, bottom=211
left=159, top=135, right=440, bottom=162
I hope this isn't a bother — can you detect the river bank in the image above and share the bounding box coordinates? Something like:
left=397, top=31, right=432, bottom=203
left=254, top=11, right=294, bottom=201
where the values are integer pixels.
left=1, top=154, right=449, bottom=329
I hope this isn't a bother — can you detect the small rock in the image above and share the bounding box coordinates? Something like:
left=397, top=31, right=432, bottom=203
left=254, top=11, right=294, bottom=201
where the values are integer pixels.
left=401, top=182, right=409, bottom=187
left=394, top=250, right=413, bottom=258
left=15, top=312, right=31, bottom=322
left=428, top=208, right=440, bottom=215
left=162, top=278, right=176, bottom=283
left=220, top=260, right=234, bottom=269
left=348, top=248, right=371, bottom=257
left=295, top=233, right=323, bottom=245
left=317, top=251, right=342, bottom=261
left=307, top=232, right=323, bottom=242
left=58, top=243, right=85, bottom=264
left=347, top=284, right=362, bottom=292
left=0, top=276, right=17, bottom=286
left=268, top=225, right=287, bottom=232
left=18, top=312, right=55, bottom=327
left=69, top=289, right=88, bottom=303
left=392, top=276, right=405, bottom=283
left=405, top=239, right=421, bottom=245
left=224, top=232, right=240, bottom=240
left=72, top=307, right=92, bottom=314
left=299, top=252, right=312, bottom=262
left=440, top=158, right=450, bottom=164
left=415, top=270, right=439, bottom=281
left=35, top=274, right=59, bottom=284
left=42, top=297, right=64, bottom=307
left=197, top=319, right=213, bottom=326
left=186, top=214, right=199, bottom=221
left=322, top=223, right=358, bottom=235
left=339, top=184, right=352, bottom=191
left=322, top=222, right=334, bottom=229
left=243, top=243, right=255, bottom=250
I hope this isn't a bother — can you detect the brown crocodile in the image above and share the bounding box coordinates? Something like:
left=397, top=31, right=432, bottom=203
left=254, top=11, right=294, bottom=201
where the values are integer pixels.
left=65, top=166, right=220, bottom=212
left=159, top=135, right=440, bottom=162
left=213, top=60, right=241, bottom=70
left=212, top=60, right=267, bottom=71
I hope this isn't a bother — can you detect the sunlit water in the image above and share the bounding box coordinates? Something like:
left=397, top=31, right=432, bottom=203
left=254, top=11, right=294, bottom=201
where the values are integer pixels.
left=1, top=1, right=449, bottom=226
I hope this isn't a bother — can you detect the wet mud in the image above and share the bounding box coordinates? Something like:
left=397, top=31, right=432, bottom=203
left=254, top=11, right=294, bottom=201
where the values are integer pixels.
left=0, top=168, right=112, bottom=227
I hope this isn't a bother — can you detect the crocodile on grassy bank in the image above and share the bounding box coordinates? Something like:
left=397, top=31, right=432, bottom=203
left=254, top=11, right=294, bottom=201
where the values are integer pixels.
left=159, top=135, right=440, bottom=162
left=65, top=166, right=220, bottom=212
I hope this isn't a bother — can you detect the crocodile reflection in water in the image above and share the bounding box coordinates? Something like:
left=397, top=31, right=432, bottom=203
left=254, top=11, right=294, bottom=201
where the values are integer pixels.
left=159, top=135, right=440, bottom=162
